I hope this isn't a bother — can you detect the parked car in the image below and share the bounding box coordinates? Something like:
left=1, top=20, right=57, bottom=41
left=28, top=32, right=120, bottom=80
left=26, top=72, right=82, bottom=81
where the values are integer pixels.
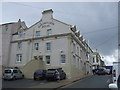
left=109, top=75, right=120, bottom=89
left=34, top=69, right=47, bottom=80
left=112, top=62, right=120, bottom=83
left=3, top=68, right=24, bottom=80
left=117, top=75, right=120, bottom=89
left=109, top=83, right=118, bottom=89
left=95, top=69, right=106, bottom=75
left=46, top=68, right=66, bottom=81
left=109, top=62, right=120, bottom=90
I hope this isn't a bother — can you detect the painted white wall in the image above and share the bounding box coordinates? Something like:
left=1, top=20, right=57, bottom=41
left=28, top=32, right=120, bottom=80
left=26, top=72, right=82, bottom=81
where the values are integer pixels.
left=9, top=9, right=94, bottom=78
left=0, top=25, right=2, bottom=66
left=1, top=21, right=27, bottom=67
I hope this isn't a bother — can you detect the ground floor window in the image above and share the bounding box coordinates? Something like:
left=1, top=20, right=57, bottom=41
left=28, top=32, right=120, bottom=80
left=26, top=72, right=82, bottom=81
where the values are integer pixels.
left=46, top=55, right=50, bottom=65
left=61, top=54, right=66, bottom=64
left=16, top=54, right=22, bottom=62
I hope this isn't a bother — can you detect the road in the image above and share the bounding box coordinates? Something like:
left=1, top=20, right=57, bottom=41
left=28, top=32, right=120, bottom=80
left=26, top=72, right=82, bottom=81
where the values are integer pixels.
left=2, top=75, right=112, bottom=89
left=2, top=79, right=47, bottom=88
left=62, top=75, right=112, bottom=88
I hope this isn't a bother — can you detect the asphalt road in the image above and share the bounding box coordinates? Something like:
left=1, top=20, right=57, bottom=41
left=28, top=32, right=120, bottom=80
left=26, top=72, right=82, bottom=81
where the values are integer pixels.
left=2, top=79, right=47, bottom=88
left=2, top=75, right=112, bottom=89
left=64, top=75, right=112, bottom=88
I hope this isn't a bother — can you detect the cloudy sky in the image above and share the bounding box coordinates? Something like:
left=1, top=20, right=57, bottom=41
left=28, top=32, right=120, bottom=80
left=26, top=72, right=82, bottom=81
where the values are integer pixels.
left=0, top=2, right=119, bottom=65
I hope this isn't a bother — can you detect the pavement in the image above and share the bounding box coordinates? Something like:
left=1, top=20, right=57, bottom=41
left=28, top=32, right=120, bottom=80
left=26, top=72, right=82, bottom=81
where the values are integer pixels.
left=29, top=74, right=93, bottom=89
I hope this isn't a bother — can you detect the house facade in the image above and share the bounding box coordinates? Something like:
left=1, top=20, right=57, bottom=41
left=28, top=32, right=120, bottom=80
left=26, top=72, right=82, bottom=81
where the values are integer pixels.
left=1, top=9, right=94, bottom=79
left=92, top=50, right=105, bottom=69
left=0, top=21, right=27, bottom=77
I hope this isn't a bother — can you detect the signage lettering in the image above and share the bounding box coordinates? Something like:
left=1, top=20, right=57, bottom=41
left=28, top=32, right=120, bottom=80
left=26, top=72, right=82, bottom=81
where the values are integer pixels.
left=38, top=22, right=54, bottom=28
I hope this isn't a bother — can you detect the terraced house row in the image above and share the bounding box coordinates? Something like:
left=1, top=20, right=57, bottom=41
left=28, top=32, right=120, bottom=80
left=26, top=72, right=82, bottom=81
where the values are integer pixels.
left=0, top=9, right=104, bottom=79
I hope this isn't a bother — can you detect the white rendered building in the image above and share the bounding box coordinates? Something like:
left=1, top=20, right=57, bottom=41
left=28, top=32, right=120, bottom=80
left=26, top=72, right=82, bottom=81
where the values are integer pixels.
left=1, top=9, right=93, bottom=79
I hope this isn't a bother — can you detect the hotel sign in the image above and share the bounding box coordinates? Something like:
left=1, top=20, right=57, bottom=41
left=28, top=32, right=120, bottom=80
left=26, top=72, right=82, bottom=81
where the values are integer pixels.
left=38, top=22, right=54, bottom=28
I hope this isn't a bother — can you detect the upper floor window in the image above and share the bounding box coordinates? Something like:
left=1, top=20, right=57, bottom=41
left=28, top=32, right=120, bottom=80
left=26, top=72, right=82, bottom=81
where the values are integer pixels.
left=35, top=31, right=40, bottom=37
left=77, top=47, right=79, bottom=55
left=47, top=29, right=52, bottom=36
left=96, top=56, right=99, bottom=63
left=19, top=31, right=23, bottom=38
left=16, top=54, right=22, bottom=62
left=61, top=55, right=66, bottom=64
left=93, top=57, right=95, bottom=63
left=18, top=42, right=22, bottom=50
left=34, top=43, right=39, bottom=50
left=46, top=42, right=51, bottom=51
left=73, top=43, right=76, bottom=53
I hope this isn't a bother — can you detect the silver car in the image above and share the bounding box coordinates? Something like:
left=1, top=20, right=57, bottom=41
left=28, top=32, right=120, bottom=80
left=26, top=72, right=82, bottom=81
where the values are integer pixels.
left=3, top=68, right=24, bottom=80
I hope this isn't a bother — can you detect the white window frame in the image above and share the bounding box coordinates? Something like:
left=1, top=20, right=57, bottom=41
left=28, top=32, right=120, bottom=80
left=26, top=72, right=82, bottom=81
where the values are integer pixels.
left=16, top=54, right=22, bottom=62
left=46, top=55, right=50, bottom=65
left=47, top=29, right=52, bottom=36
left=61, top=54, right=66, bottom=64
left=34, top=43, right=39, bottom=50
left=35, top=31, right=40, bottom=37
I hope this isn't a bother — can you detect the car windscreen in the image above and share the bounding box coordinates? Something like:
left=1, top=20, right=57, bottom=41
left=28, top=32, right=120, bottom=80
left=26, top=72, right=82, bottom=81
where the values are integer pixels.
left=48, top=69, right=56, bottom=71
left=13, top=70, right=18, bottom=73
left=5, top=70, right=11, bottom=73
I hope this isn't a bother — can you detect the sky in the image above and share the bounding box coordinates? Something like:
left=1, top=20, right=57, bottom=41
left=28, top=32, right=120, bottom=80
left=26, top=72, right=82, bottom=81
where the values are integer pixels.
left=0, top=2, right=119, bottom=65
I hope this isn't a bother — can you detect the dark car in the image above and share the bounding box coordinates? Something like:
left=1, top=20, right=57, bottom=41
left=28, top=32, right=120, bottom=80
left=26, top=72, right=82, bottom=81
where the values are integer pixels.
left=34, top=69, right=46, bottom=80
left=117, top=75, right=120, bottom=89
left=46, top=68, right=66, bottom=81
left=96, top=69, right=106, bottom=75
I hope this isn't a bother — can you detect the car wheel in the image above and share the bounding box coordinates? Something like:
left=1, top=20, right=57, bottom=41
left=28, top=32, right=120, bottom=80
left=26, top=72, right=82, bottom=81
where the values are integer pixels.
left=22, top=75, right=24, bottom=79
left=3, top=79, right=6, bottom=81
left=34, top=77, right=36, bottom=80
left=64, top=76, right=66, bottom=79
left=13, top=76, right=16, bottom=80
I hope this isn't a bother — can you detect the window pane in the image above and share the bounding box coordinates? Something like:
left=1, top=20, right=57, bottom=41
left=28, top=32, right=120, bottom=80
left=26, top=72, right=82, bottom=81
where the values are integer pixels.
left=46, top=56, right=50, bottom=64
left=19, top=32, right=23, bottom=38
left=18, top=42, right=22, bottom=49
left=46, top=43, right=51, bottom=50
left=61, top=55, right=66, bottom=63
left=77, top=47, right=79, bottom=55
left=73, top=43, right=76, bottom=53
left=16, top=54, right=22, bottom=62
left=35, top=31, right=40, bottom=37
left=47, top=29, right=52, bottom=35
left=34, top=43, right=39, bottom=50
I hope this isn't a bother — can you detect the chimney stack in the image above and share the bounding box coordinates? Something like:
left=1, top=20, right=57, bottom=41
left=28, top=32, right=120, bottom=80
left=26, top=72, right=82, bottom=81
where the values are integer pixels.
left=42, top=9, right=53, bottom=21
